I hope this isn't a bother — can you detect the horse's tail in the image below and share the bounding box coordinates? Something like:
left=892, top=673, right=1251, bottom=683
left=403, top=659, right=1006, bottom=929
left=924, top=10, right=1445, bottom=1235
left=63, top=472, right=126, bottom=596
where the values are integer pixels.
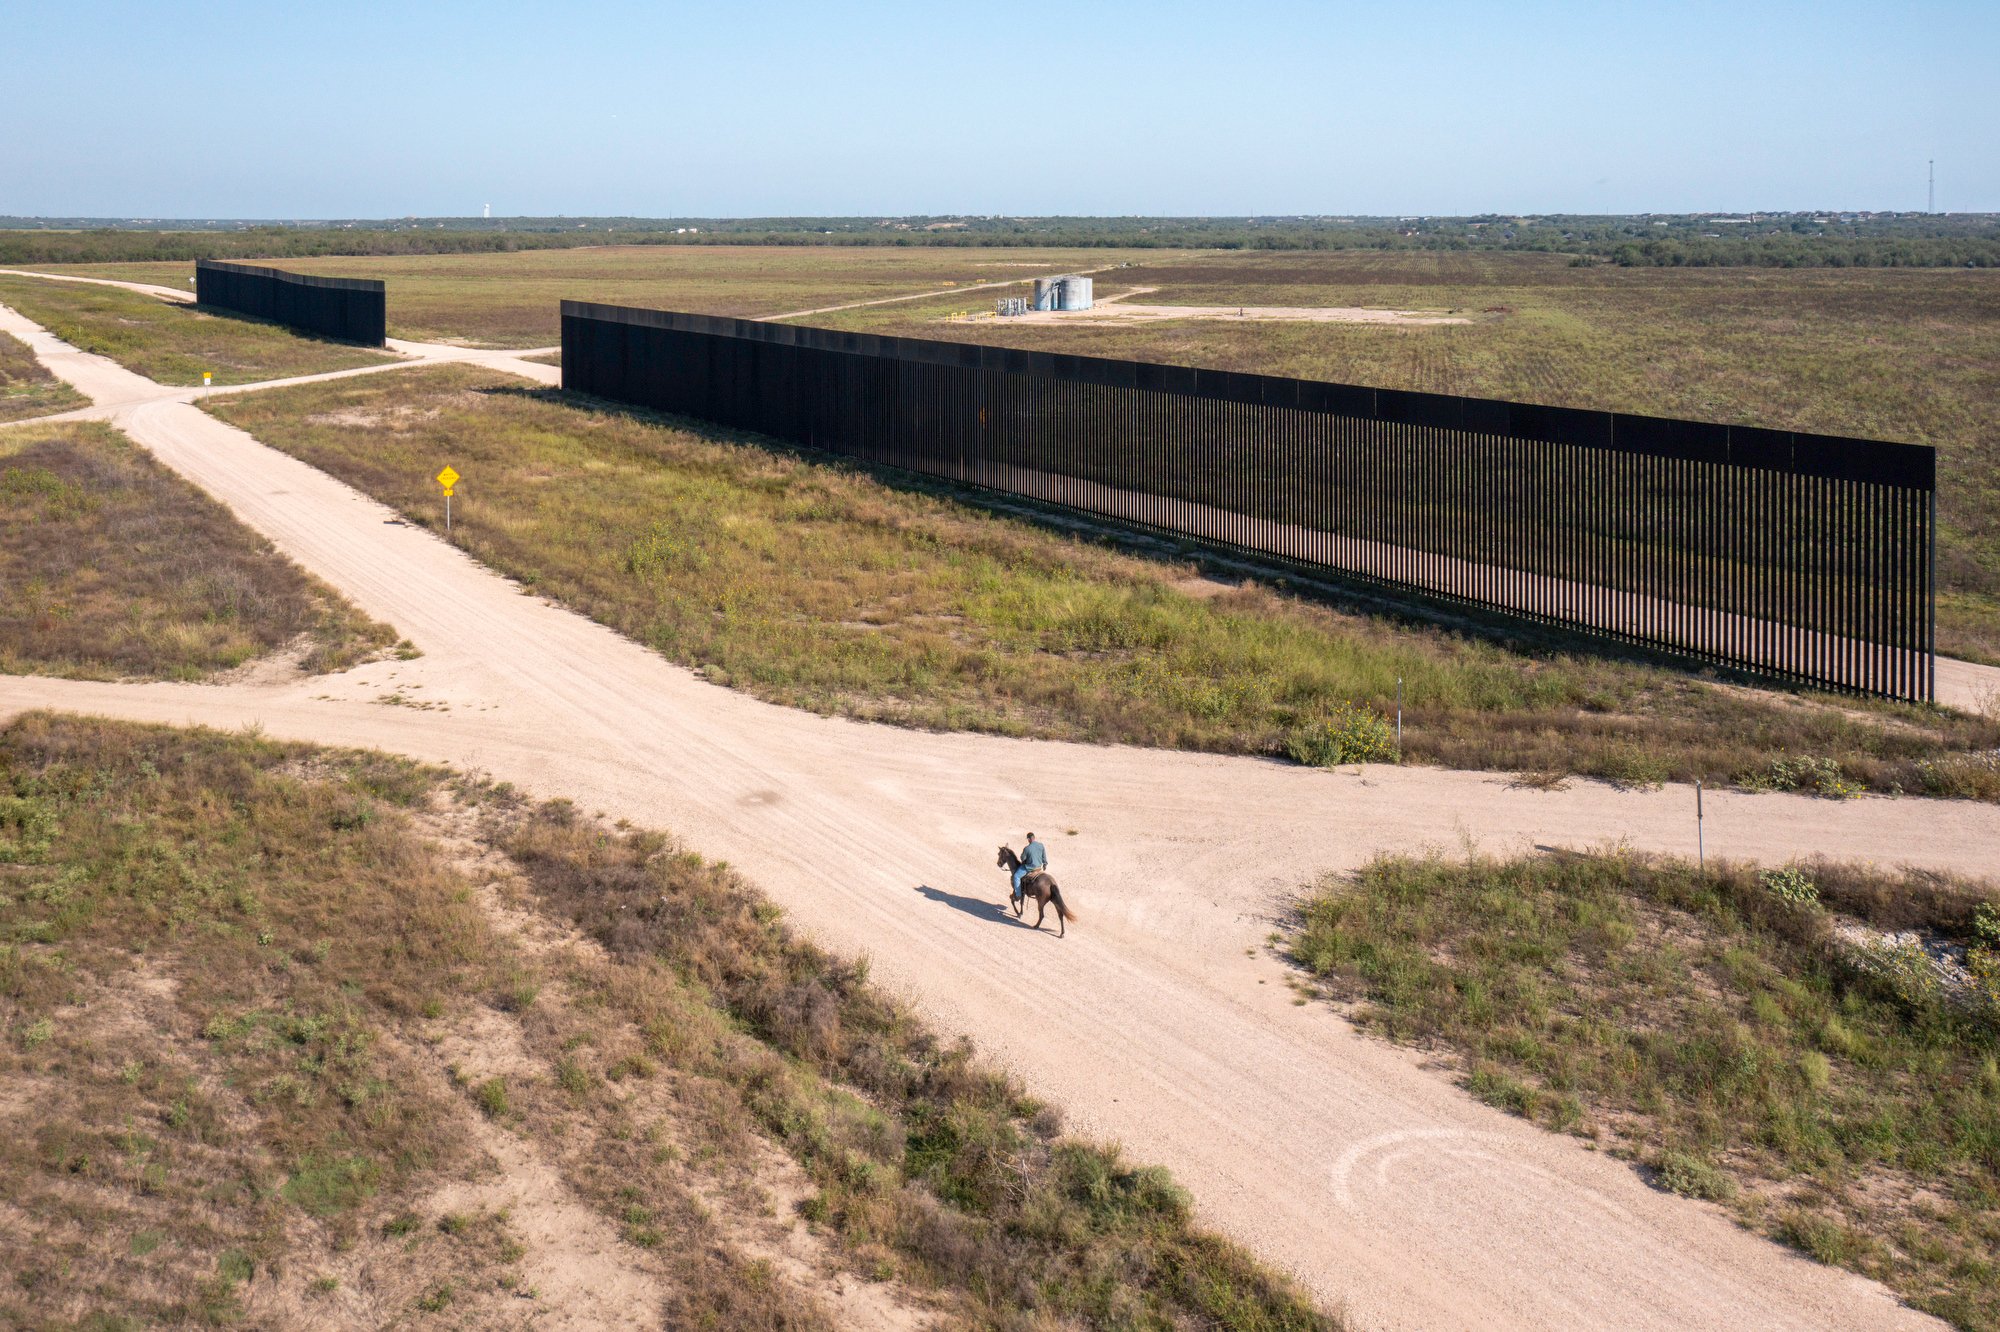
left=1050, top=884, right=1077, bottom=923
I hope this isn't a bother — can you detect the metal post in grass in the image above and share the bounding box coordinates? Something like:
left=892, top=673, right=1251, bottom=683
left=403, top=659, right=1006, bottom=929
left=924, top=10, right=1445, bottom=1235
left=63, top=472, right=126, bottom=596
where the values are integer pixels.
left=1696, top=779, right=1705, bottom=870
left=1395, top=677, right=1403, bottom=760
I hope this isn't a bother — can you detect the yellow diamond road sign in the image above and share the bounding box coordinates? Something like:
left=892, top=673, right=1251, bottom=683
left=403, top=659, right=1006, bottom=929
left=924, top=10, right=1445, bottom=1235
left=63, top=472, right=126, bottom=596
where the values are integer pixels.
left=436, top=466, right=459, bottom=496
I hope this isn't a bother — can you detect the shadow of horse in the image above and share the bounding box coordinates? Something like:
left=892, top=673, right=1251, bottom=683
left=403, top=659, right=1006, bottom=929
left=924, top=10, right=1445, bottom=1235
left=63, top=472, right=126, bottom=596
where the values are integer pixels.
left=913, top=884, right=1040, bottom=930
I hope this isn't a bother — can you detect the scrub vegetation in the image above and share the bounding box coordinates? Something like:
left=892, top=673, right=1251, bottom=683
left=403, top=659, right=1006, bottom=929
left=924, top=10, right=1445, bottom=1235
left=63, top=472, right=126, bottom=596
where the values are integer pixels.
left=205, top=364, right=2000, bottom=796
left=0, top=273, right=394, bottom=386
left=0, top=328, right=85, bottom=423
left=824, top=251, right=2000, bottom=662
left=0, top=421, right=395, bottom=679
left=0, top=712, right=1332, bottom=1329
left=1288, top=849, right=2000, bottom=1329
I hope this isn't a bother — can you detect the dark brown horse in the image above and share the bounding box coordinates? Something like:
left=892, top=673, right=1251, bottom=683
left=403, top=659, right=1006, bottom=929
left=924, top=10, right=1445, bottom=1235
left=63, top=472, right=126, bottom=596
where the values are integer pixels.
left=996, top=846, right=1076, bottom=937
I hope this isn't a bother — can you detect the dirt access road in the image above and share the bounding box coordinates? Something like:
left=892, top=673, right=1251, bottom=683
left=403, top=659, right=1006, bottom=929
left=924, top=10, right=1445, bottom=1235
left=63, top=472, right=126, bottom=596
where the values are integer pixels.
left=4, top=293, right=1991, bottom=1330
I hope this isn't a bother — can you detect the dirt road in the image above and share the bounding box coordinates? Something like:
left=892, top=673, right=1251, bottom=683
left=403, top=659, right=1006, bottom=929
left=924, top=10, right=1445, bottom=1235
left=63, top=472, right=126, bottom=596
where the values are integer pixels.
left=3, top=300, right=1988, bottom=1330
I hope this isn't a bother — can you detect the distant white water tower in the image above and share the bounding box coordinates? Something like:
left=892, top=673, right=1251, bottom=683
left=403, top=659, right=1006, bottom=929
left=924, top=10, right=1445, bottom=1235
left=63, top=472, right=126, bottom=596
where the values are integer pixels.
left=483, top=203, right=491, bottom=219
left=1031, top=274, right=1094, bottom=311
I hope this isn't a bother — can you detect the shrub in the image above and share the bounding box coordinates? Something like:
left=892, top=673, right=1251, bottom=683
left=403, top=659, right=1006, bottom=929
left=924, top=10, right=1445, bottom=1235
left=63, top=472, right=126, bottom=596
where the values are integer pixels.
left=1655, top=1150, right=1735, bottom=1202
left=1973, top=902, right=2000, bottom=951
left=1285, top=703, right=1397, bottom=767
left=1762, top=756, right=1861, bottom=799
left=1760, top=866, right=1819, bottom=908
left=474, top=1077, right=509, bottom=1120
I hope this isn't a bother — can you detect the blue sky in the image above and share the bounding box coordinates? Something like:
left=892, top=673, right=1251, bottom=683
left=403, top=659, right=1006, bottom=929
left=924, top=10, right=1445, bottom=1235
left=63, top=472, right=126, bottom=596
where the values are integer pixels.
left=3, top=0, right=1994, bottom=217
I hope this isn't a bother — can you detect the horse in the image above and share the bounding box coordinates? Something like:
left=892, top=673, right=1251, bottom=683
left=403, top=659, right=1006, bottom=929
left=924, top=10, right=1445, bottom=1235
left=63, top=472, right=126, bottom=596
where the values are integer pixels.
left=995, top=846, right=1076, bottom=937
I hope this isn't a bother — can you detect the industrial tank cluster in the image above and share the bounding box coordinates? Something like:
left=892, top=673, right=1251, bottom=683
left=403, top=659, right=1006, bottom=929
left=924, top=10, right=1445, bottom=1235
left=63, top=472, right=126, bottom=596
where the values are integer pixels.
left=996, top=274, right=1093, bottom=316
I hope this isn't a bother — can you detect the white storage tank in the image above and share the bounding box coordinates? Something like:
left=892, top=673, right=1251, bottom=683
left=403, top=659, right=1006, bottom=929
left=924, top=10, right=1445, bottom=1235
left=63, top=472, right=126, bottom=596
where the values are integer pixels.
left=1057, top=275, right=1094, bottom=310
left=1033, top=277, right=1058, bottom=311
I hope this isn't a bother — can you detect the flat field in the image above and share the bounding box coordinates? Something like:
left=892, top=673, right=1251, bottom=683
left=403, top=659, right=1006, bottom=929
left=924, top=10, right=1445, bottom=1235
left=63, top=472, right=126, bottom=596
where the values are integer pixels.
left=29, top=247, right=1999, bottom=655
left=0, top=713, right=1328, bottom=1329
left=0, top=273, right=396, bottom=385
left=0, top=329, right=86, bottom=422
left=34, top=245, right=1146, bottom=347
left=0, top=420, right=396, bottom=679
left=203, top=364, right=2000, bottom=797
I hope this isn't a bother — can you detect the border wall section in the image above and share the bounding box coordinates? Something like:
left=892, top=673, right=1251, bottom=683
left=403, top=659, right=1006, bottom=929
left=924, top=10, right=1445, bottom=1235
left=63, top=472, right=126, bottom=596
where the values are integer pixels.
left=561, top=301, right=1936, bottom=701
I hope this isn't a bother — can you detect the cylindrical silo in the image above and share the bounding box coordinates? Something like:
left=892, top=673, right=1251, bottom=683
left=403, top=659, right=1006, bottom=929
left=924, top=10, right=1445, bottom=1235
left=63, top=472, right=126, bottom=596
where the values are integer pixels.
left=1058, top=275, right=1093, bottom=310
left=1033, top=277, right=1056, bottom=311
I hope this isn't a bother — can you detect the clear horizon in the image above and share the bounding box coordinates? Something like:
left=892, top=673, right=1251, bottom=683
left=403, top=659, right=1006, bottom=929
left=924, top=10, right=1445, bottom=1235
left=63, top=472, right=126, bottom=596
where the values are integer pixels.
left=3, top=0, right=1994, bottom=217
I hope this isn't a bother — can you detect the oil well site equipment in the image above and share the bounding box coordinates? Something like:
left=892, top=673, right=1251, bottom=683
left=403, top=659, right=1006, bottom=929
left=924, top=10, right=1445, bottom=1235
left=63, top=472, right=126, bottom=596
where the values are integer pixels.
left=1029, top=275, right=1094, bottom=312
left=561, top=301, right=1936, bottom=702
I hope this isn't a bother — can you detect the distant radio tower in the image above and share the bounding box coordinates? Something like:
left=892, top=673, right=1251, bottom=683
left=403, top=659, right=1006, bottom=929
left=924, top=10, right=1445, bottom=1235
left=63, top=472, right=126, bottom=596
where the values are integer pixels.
left=1927, top=161, right=1934, bottom=215
left=483, top=203, right=491, bottom=219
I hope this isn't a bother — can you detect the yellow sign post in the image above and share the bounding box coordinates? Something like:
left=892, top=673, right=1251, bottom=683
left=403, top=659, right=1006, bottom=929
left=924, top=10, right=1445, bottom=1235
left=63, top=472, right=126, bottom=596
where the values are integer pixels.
left=437, top=466, right=460, bottom=534
left=202, top=371, right=212, bottom=394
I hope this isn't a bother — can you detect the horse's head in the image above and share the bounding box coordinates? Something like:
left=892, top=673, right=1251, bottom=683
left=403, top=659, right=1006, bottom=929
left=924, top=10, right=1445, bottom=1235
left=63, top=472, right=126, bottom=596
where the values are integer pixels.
left=996, top=845, right=1012, bottom=869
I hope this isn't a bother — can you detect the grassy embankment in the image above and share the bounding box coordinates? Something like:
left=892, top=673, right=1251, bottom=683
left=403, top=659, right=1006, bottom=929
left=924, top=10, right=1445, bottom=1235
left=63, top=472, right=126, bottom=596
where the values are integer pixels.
left=1, top=421, right=396, bottom=679
left=0, top=273, right=395, bottom=386
left=0, top=712, right=1332, bottom=1329
left=29, top=245, right=1147, bottom=347
left=1289, top=850, right=2000, bottom=1329
left=206, top=363, right=2000, bottom=796
left=0, top=329, right=86, bottom=422
left=821, top=251, right=2000, bottom=662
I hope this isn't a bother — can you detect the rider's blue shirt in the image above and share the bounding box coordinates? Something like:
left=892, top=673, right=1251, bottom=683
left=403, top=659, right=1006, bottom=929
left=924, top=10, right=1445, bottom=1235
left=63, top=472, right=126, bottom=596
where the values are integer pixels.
left=1022, top=840, right=1047, bottom=871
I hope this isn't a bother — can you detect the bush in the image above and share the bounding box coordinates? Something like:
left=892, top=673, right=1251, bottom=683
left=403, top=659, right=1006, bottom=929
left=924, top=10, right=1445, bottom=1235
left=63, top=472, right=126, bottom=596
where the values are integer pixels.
left=1655, top=1150, right=1735, bottom=1202
left=1973, top=903, right=2000, bottom=951
left=1285, top=703, right=1396, bottom=768
left=1761, top=756, right=1861, bottom=799
left=1760, top=866, right=1819, bottom=907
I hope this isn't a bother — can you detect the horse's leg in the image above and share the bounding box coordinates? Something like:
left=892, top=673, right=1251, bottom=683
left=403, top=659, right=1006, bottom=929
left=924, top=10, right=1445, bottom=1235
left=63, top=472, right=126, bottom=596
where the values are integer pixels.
left=1034, top=894, right=1047, bottom=930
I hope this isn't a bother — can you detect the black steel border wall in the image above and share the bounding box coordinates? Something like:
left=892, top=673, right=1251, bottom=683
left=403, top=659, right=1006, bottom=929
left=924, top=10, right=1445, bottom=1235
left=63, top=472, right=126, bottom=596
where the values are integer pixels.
left=195, top=259, right=386, bottom=346
left=561, top=301, right=1937, bottom=701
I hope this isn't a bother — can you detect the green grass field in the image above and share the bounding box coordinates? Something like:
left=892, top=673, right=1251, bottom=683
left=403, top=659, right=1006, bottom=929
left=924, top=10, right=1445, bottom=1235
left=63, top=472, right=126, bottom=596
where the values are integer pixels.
left=203, top=364, right=2000, bottom=796
left=1289, top=850, right=2000, bottom=1329
left=0, top=712, right=1331, bottom=1329
left=1, top=420, right=396, bottom=679
left=0, top=329, right=85, bottom=423
left=0, top=273, right=396, bottom=386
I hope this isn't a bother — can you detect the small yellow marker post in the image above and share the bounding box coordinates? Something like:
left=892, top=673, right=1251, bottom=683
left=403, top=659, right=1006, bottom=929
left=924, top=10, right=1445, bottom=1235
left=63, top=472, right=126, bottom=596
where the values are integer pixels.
left=436, top=466, right=460, bottom=535
left=202, top=371, right=212, bottom=396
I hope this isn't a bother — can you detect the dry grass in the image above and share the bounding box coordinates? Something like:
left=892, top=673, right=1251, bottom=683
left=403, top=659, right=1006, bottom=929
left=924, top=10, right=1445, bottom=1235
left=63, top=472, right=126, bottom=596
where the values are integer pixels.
left=823, top=251, right=2000, bottom=661
left=37, top=247, right=1995, bottom=653
left=205, top=364, right=2000, bottom=797
left=0, top=712, right=1333, bottom=1329
left=1289, top=849, right=2000, bottom=1329
left=0, top=329, right=85, bottom=423
left=0, top=273, right=395, bottom=386
left=31, top=245, right=1150, bottom=348
left=0, top=421, right=397, bottom=679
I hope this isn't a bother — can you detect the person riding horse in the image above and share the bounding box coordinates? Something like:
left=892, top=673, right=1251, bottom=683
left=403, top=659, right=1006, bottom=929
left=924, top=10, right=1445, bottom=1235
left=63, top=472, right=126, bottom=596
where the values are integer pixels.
left=997, top=838, right=1074, bottom=935
left=1012, top=831, right=1046, bottom=905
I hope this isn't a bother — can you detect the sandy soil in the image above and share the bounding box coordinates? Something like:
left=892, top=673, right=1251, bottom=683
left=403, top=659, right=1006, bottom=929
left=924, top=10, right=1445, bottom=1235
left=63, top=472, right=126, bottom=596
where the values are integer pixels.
left=3, top=296, right=1992, bottom=1330
left=958, top=285, right=1472, bottom=327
